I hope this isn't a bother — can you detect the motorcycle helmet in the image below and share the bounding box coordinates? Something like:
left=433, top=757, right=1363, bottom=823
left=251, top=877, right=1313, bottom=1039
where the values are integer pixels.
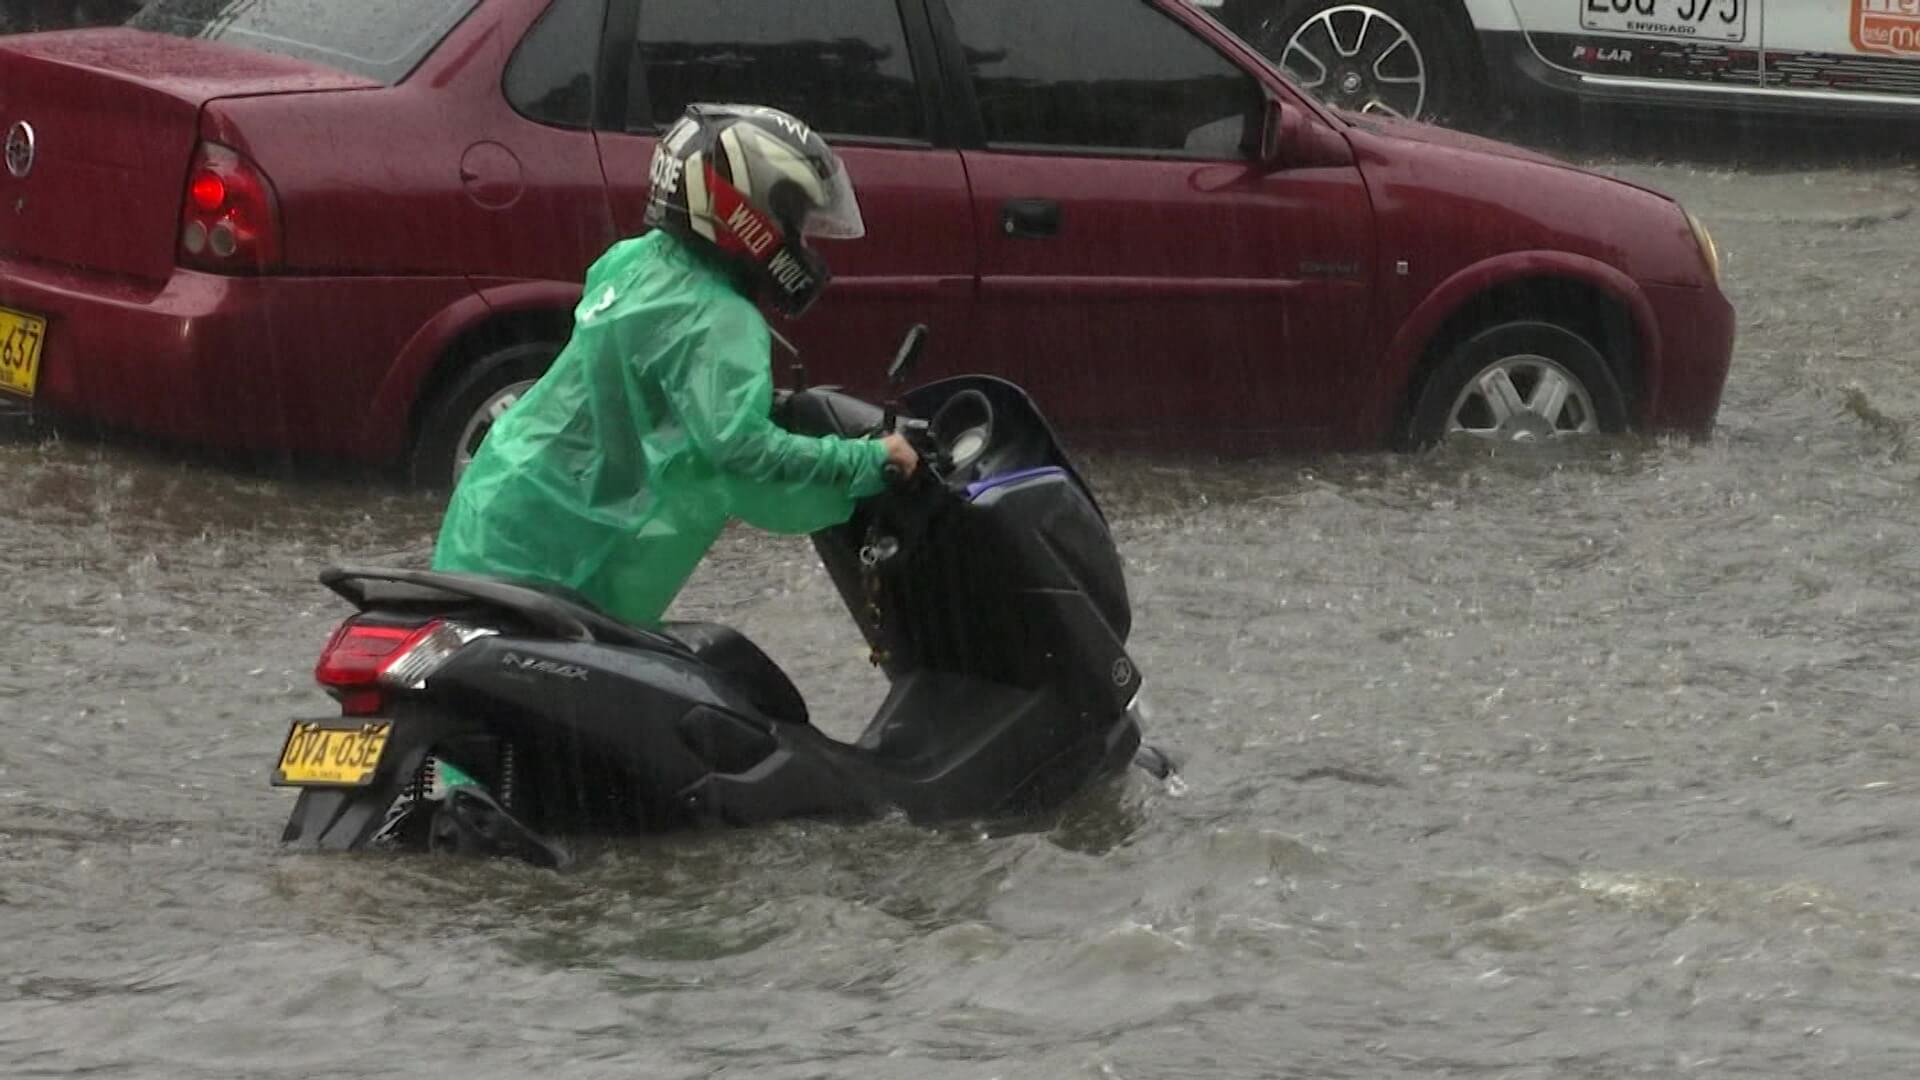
left=643, top=103, right=865, bottom=318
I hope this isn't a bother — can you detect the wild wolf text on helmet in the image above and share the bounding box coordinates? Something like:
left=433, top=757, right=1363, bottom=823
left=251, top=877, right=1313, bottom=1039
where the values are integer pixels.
left=642, top=104, right=867, bottom=319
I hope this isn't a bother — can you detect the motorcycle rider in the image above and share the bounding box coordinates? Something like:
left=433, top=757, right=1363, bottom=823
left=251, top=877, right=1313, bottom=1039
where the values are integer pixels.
left=433, top=104, right=917, bottom=627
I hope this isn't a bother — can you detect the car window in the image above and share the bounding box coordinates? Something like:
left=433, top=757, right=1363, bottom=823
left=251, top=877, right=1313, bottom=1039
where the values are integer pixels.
left=629, top=0, right=924, bottom=141
left=506, top=0, right=607, bottom=128
left=129, top=0, right=481, bottom=86
left=944, top=0, right=1264, bottom=158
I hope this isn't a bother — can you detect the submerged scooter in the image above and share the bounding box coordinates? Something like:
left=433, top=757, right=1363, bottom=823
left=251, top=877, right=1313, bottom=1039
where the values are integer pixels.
left=272, top=327, right=1166, bottom=867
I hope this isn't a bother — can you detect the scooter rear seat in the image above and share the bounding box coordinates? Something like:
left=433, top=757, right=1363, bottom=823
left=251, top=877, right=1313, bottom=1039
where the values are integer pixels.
left=322, top=567, right=809, bottom=726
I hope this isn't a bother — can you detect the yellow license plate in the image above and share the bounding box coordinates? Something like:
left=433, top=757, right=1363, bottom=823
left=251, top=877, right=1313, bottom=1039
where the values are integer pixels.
left=0, top=305, right=46, bottom=399
left=272, top=720, right=393, bottom=787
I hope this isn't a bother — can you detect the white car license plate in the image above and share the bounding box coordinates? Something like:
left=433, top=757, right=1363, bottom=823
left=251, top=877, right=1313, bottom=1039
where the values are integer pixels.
left=1580, top=0, right=1748, bottom=43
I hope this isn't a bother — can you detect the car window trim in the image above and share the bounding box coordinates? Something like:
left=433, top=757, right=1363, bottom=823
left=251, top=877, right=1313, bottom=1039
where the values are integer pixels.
left=920, top=0, right=985, bottom=149
left=617, top=123, right=936, bottom=152
left=599, top=0, right=639, bottom=131
left=609, top=0, right=940, bottom=144
left=892, top=0, right=949, bottom=147
left=971, top=141, right=1255, bottom=164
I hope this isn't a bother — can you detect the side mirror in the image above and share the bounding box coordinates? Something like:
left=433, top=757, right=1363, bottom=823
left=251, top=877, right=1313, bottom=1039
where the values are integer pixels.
left=887, top=323, right=929, bottom=388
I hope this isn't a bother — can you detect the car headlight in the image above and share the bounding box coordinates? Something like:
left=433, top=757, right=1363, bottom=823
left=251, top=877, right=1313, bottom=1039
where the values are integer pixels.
left=1684, top=208, right=1721, bottom=287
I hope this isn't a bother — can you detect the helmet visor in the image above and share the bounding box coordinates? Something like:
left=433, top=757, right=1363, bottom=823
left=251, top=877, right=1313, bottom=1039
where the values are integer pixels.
left=800, top=158, right=865, bottom=241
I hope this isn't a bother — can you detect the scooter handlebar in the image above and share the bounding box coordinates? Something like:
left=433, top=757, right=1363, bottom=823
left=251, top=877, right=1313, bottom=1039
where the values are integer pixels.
left=877, top=417, right=941, bottom=491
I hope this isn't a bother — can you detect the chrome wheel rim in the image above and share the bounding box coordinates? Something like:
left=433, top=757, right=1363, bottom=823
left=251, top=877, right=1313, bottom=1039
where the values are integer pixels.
left=1277, top=5, right=1429, bottom=119
left=1447, top=356, right=1599, bottom=441
left=454, top=379, right=535, bottom=482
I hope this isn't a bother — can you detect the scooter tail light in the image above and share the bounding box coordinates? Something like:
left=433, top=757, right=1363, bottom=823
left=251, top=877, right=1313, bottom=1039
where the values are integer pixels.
left=378, top=620, right=498, bottom=691
left=315, top=618, right=496, bottom=696
left=315, top=621, right=417, bottom=688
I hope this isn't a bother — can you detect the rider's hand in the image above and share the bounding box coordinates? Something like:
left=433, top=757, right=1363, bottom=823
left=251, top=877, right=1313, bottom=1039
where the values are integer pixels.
left=881, top=433, right=920, bottom=479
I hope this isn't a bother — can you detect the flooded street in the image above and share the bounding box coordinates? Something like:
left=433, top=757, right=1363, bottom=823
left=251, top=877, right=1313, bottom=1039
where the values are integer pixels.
left=9, top=138, right=1920, bottom=1078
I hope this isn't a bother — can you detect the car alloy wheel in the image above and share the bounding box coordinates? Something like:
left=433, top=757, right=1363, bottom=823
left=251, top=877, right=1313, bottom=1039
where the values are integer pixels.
left=454, top=379, right=536, bottom=482
left=1446, top=355, right=1600, bottom=441
left=410, top=339, right=559, bottom=490
left=1406, top=320, right=1628, bottom=450
left=1279, top=4, right=1428, bottom=119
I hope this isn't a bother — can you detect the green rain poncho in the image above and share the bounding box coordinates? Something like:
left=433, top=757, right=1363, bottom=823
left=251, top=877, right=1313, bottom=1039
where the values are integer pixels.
left=432, top=232, right=890, bottom=627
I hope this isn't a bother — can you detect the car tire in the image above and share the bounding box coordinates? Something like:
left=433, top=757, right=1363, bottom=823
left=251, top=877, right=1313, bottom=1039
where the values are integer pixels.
left=408, top=340, right=559, bottom=490
left=1230, top=0, right=1482, bottom=126
left=1406, top=320, right=1628, bottom=448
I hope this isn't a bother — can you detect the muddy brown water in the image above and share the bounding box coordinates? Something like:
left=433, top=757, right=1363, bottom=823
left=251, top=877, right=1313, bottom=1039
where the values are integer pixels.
left=7, top=137, right=1920, bottom=1078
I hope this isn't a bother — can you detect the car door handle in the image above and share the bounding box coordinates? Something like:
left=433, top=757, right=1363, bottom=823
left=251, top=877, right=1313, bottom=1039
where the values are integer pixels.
left=1001, top=199, right=1060, bottom=239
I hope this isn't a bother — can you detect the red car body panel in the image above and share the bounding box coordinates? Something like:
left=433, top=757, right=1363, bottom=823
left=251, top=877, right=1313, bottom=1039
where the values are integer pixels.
left=0, top=29, right=374, bottom=283
left=1372, top=250, right=1664, bottom=436
left=0, top=0, right=1736, bottom=467
left=203, top=6, right=611, bottom=282
left=1340, top=121, right=1726, bottom=440
left=1, top=262, right=477, bottom=454
left=956, top=150, right=1375, bottom=442
left=359, top=279, right=586, bottom=461
left=1640, top=282, right=1735, bottom=433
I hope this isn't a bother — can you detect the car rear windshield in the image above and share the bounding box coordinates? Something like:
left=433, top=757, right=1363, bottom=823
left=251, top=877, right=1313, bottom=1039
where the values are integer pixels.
left=128, top=0, right=481, bottom=86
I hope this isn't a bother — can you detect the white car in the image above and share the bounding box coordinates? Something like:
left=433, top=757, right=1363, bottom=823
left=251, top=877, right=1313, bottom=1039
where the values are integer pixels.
left=1199, top=0, right=1920, bottom=124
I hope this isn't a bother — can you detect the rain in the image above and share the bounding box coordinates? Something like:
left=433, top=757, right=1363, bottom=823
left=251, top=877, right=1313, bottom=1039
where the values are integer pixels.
left=5, top=1, right=1920, bottom=1077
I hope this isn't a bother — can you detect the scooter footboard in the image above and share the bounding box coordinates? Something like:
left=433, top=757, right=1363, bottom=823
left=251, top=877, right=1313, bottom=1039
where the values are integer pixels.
left=853, top=671, right=1142, bottom=821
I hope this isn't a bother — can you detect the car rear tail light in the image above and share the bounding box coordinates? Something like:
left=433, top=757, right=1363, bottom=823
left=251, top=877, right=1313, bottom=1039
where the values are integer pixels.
left=179, top=141, right=281, bottom=273
left=315, top=618, right=496, bottom=713
left=189, top=172, right=226, bottom=212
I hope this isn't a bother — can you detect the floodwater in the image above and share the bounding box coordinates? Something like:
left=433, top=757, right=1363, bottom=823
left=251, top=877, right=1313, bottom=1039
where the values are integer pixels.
left=8, top=132, right=1920, bottom=1078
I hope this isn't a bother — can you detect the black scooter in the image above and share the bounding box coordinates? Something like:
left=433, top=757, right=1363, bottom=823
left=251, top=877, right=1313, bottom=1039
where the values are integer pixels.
left=272, top=328, right=1167, bottom=867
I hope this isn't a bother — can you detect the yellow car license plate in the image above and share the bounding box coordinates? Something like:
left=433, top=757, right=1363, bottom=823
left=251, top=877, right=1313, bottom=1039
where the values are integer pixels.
left=0, top=305, right=46, bottom=399
left=273, top=719, right=393, bottom=787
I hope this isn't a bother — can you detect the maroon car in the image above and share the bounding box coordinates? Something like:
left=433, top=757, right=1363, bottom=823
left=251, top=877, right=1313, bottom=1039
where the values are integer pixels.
left=0, top=0, right=1732, bottom=485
